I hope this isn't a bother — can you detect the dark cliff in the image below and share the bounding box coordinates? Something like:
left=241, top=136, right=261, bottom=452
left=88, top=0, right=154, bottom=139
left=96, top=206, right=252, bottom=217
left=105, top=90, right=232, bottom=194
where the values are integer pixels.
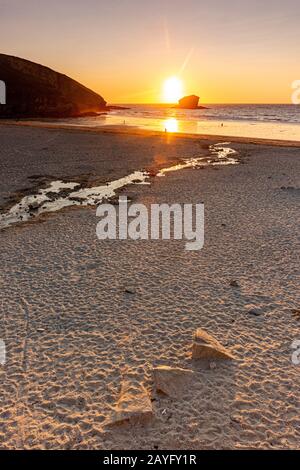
left=0, top=54, right=107, bottom=118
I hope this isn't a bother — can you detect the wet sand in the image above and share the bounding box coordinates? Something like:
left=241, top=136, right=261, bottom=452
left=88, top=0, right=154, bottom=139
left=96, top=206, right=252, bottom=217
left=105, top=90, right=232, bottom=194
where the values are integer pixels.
left=0, top=124, right=299, bottom=449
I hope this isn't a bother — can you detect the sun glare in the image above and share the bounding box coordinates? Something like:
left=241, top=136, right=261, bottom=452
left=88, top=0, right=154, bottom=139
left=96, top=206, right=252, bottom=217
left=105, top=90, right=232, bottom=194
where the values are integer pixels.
left=163, top=118, right=178, bottom=133
left=163, top=76, right=183, bottom=103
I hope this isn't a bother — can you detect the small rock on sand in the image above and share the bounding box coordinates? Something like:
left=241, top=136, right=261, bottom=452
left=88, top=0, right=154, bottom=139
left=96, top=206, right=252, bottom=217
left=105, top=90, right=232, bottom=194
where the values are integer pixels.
left=28, top=201, right=40, bottom=211
left=153, top=366, right=194, bottom=398
left=229, top=280, right=240, bottom=288
left=192, top=328, right=235, bottom=360
left=107, top=380, right=153, bottom=426
left=247, top=308, right=262, bottom=316
left=246, top=305, right=263, bottom=316
left=124, top=287, right=136, bottom=295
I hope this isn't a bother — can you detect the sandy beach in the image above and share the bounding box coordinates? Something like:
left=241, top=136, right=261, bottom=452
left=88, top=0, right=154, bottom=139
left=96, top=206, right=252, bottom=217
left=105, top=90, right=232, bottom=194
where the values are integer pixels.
left=0, top=124, right=299, bottom=450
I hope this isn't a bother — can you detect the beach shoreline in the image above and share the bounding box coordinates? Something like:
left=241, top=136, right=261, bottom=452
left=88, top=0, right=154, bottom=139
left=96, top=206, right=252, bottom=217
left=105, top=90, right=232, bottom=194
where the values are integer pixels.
left=1, top=119, right=300, bottom=148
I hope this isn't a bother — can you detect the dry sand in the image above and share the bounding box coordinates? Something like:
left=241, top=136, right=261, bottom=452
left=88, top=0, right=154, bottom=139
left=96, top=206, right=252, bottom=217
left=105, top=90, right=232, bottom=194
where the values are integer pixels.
left=0, top=124, right=299, bottom=449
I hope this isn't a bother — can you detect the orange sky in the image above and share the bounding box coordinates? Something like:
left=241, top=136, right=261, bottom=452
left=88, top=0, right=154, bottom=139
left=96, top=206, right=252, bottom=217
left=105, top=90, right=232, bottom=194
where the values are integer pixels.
left=1, top=0, right=299, bottom=103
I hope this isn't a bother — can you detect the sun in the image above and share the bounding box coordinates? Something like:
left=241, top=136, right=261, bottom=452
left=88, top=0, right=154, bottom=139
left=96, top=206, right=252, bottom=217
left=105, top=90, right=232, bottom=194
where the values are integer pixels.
left=163, top=76, right=183, bottom=103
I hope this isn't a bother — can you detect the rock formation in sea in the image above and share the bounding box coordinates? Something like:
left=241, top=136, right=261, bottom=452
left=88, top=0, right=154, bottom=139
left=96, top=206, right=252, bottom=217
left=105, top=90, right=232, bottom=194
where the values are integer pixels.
left=177, top=94, right=208, bottom=109
left=0, top=53, right=107, bottom=118
left=178, top=95, right=199, bottom=109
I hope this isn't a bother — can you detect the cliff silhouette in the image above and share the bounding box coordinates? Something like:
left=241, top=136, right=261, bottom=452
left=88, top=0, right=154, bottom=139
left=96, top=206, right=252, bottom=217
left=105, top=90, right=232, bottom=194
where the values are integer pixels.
left=0, top=53, right=107, bottom=118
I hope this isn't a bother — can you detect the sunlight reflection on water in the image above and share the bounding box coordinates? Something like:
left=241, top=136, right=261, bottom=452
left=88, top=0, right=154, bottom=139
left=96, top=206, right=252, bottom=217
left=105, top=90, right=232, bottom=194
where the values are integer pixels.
left=163, top=118, right=179, bottom=133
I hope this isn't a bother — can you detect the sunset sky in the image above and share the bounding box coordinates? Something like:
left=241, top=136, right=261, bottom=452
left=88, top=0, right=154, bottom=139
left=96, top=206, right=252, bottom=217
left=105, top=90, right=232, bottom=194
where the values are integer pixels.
left=1, top=0, right=300, bottom=103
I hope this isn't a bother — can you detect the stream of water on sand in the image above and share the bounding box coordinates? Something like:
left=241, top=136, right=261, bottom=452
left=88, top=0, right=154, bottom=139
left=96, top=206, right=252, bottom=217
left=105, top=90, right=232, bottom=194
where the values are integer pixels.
left=0, top=143, right=238, bottom=229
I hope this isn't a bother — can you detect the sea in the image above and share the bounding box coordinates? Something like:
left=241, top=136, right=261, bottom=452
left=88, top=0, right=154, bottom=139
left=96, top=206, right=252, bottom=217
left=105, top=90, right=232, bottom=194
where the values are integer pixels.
left=52, top=104, right=300, bottom=141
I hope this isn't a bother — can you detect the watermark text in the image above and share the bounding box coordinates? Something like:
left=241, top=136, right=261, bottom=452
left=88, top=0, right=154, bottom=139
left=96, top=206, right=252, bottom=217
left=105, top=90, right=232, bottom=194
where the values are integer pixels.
left=291, top=80, right=300, bottom=104
left=96, top=197, right=204, bottom=251
left=291, top=339, right=300, bottom=365
left=0, top=80, right=6, bottom=104
left=0, top=339, right=6, bottom=365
